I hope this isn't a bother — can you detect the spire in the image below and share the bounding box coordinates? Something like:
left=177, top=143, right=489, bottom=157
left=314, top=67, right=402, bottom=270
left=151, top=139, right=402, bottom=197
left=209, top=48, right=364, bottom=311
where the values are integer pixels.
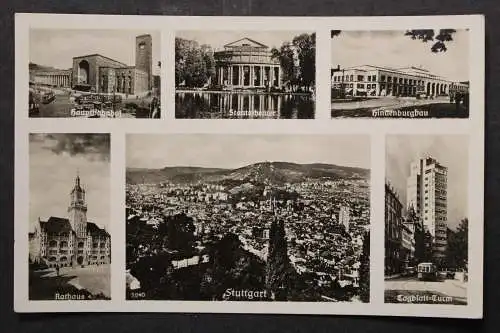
left=75, top=169, right=80, bottom=187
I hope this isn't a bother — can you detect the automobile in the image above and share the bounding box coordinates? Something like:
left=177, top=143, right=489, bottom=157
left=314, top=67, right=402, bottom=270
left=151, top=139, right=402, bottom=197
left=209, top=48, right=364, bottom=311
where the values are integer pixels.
left=438, top=270, right=448, bottom=279
left=405, top=266, right=416, bottom=276
left=42, top=91, right=56, bottom=104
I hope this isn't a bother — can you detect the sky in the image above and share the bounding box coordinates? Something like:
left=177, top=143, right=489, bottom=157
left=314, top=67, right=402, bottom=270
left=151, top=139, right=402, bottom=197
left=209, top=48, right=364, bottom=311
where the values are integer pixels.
left=29, top=134, right=110, bottom=232
left=126, top=134, right=370, bottom=170
left=176, top=31, right=313, bottom=51
left=30, top=29, right=161, bottom=75
left=386, top=135, right=468, bottom=230
left=331, top=30, right=469, bottom=82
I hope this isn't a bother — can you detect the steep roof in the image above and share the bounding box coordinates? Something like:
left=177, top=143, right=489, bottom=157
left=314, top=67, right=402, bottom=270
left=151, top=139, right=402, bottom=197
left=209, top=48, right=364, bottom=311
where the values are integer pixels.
left=39, top=216, right=109, bottom=237
left=87, top=222, right=110, bottom=237
left=41, top=217, right=73, bottom=233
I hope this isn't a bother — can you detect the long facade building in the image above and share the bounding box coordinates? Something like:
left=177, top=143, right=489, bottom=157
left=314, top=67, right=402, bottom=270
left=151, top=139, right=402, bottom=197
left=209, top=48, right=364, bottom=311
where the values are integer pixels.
left=214, top=38, right=282, bottom=89
left=406, top=157, right=448, bottom=260
left=29, top=174, right=111, bottom=268
left=30, top=34, right=154, bottom=95
left=385, top=182, right=403, bottom=275
left=332, top=65, right=469, bottom=98
left=32, top=69, right=72, bottom=87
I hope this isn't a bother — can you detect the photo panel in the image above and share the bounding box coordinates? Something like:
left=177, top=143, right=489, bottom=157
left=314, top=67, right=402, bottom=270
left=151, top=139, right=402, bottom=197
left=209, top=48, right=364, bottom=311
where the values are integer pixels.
left=125, top=134, right=370, bottom=302
left=331, top=29, right=470, bottom=119
left=384, top=134, right=469, bottom=305
left=175, top=31, right=316, bottom=119
left=29, top=133, right=111, bottom=300
left=29, top=29, right=161, bottom=119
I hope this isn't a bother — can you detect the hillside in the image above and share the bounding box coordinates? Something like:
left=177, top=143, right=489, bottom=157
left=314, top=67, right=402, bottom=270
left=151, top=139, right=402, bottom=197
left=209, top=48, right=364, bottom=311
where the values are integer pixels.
left=126, top=161, right=369, bottom=185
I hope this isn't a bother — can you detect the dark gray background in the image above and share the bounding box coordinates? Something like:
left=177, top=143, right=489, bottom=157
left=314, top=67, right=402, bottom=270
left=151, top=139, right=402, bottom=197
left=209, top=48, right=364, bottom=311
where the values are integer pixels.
left=1, top=0, right=498, bottom=332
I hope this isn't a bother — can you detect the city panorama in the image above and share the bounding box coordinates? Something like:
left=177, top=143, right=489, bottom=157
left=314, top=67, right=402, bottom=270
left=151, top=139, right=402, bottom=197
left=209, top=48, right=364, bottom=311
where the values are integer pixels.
left=125, top=134, right=370, bottom=302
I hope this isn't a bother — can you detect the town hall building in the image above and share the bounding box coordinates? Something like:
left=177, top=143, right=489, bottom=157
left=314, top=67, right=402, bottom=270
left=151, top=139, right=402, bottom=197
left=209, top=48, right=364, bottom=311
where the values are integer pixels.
left=29, top=174, right=111, bottom=268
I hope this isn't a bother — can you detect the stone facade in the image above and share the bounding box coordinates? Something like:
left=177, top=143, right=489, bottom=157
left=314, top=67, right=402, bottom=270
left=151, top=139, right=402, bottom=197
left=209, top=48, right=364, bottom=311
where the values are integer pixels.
left=332, top=65, right=469, bottom=98
left=31, top=69, right=72, bottom=88
left=214, top=38, right=282, bottom=89
left=29, top=174, right=111, bottom=268
left=30, top=34, right=154, bottom=96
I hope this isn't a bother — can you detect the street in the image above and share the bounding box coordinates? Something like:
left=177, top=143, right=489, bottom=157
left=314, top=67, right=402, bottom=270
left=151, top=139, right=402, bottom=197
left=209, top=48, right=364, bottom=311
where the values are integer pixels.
left=34, top=264, right=111, bottom=299
left=34, top=92, right=138, bottom=118
left=385, top=276, right=467, bottom=305
left=331, top=96, right=468, bottom=118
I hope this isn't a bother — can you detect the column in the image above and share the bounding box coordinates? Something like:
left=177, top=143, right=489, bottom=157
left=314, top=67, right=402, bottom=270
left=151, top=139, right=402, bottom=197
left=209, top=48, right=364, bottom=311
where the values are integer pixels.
left=229, top=66, right=233, bottom=86
left=239, top=65, right=243, bottom=86
left=260, top=66, right=264, bottom=87
left=250, top=66, right=254, bottom=87
left=278, top=67, right=282, bottom=88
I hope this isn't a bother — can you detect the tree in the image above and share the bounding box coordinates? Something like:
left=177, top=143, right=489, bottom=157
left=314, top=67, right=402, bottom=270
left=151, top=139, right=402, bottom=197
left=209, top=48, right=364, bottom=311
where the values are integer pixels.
left=331, top=29, right=456, bottom=52
left=293, top=33, right=316, bottom=91
left=271, top=33, right=316, bottom=92
left=445, top=218, right=468, bottom=271
left=175, top=38, right=215, bottom=88
left=155, top=213, right=195, bottom=253
left=404, top=29, right=457, bottom=52
left=266, top=219, right=292, bottom=300
left=271, top=44, right=297, bottom=90
left=331, top=30, right=341, bottom=38
left=359, top=231, right=370, bottom=303
left=423, top=231, right=434, bottom=262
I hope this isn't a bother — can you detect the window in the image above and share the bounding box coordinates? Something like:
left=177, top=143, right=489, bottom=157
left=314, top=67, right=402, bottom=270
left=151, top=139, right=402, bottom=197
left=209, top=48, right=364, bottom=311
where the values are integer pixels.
left=350, top=75, right=353, bottom=81
left=368, top=76, right=371, bottom=82
left=381, top=75, right=386, bottom=81
left=372, top=75, right=376, bottom=81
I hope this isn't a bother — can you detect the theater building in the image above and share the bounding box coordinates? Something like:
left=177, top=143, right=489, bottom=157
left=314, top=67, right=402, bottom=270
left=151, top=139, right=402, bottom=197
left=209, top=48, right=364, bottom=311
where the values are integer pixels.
left=29, top=174, right=111, bottom=268
left=214, top=38, right=282, bottom=89
left=30, top=34, right=154, bottom=95
left=332, top=65, right=469, bottom=98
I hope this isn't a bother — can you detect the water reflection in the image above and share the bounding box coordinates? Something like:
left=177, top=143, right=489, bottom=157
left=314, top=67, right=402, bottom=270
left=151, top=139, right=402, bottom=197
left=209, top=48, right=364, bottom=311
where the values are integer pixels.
left=175, top=91, right=315, bottom=119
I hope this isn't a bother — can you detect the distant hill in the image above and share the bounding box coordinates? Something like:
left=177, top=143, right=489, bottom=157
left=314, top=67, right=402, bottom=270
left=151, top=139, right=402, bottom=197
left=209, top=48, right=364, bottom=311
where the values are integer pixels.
left=126, top=162, right=369, bottom=185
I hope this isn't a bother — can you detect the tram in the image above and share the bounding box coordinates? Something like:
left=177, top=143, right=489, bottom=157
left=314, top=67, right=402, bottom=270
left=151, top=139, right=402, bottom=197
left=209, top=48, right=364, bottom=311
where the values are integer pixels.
left=417, top=262, right=437, bottom=281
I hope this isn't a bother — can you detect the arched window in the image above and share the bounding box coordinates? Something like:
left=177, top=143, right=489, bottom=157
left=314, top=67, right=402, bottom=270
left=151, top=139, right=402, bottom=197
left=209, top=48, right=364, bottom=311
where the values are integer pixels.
left=78, top=60, right=90, bottom=84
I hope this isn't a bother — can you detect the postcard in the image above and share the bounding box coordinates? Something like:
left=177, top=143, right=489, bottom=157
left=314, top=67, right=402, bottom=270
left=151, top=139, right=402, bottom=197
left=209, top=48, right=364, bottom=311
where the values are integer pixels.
left=14, top=13, right=484, bottom=318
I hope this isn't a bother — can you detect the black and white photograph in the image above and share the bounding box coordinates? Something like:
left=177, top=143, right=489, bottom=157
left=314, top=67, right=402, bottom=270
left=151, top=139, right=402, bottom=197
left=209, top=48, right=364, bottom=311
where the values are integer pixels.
left=29, top=29, right=161, bottom=118
left=331, top=29, right=470, bottom=118
left=175, top=31, right=316, bottom=119
left=125, top=134, right=370, bottom=302
left=29, top=134, right=111, bottom=300
left=385, top=135, right=468, bottom=305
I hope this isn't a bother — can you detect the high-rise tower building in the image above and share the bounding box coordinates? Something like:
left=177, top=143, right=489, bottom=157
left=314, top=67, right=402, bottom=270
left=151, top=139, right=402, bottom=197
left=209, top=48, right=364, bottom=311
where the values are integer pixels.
left=406, top=157, right=448, bottom=260
left=135, top=34, right=153, bottom=90
left=339, top=205, right=351, bottom=233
